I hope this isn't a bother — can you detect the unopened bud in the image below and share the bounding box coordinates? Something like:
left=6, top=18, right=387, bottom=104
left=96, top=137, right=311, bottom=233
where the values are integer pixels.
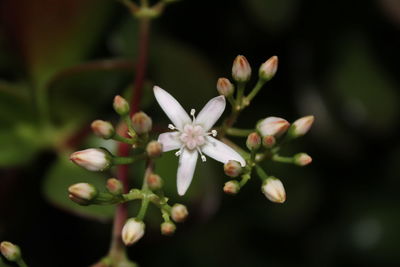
left=121, top=218, right=145, bottom=246
left=146, top=173, right=163, bottom=190
left=113, top=95, right=129, bottom=116
left=257, top=116, right=290, bottom=137
left=68, top=183, right=98, bottom=205
left=223, top=180, right=240, bottom=195
left=146, top=141, right=163, bottom=158
left=261, top=177, right=286, bottom=203
left=171, top=204, right=188, bottom=223
left=217, top=78, right=234, bottom=96
left=70, top=148, right=112, bottom=171
left=224, top=160, right=242, bottom=178
left=232, top=55, right=251, bottom=82
left=259, top=56, right=278, bottom=81
left=161, top=221, right=176, bottom=236
left=106, top=178, right=123, bottom=195
left=131, top=111, right=152, bottom=134
left=289, top=115, right=314, bottom=138
left=0, top=241, right=21, bottom=261
left=262, top=135, right=276, bottom=148
left=91, top=120, right=115, bottom=139
left=294, top=153, right=312, bottom=166
left=246, top=132, right=261, bottom=151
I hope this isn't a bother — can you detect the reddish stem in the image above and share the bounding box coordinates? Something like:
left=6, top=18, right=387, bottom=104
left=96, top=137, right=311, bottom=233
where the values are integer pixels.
left=109, top=18, right=151, bottom=261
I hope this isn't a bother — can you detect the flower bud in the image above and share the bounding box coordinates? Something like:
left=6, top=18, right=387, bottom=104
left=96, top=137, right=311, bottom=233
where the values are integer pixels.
left=68, top=183, right=98, bottom=205
left=232, top=55, right=251, bottom=82
left=294, top=153, right=312, bottom=166
left=246, top=132, right=261, bottom=151
left=223, top=180, right=240, bottom=195
left=131, top=111, right=152, bottom=134
left=259, top=56, right=278, bottom=81
left=161, top=221, right=176, bottom=236
left=121, top=218, right=145, bottom=246
left=91, top=120, right=115, bottom=139
left=70, top=148, right=112, bottom=171
left=224, top=160, right=242, bottom=178
left=289, top=115, right=314, bottom=138
left=146, top=141, right=163, bottom=158
left=257, top=116, right=290, bottom=137
left=171, top=204, right=188, bottom=223
left=146, top=173, right=163, bottom=190
left=261, top=177, right=286, bottom=203
left=113, top=95, right=130, bottom=116
left=0, top=241, right=21, bottom=261
left=216, top=78, right=234, bottom=96
left=106, top=178, right=123, bottom=195
left=262, top=135, right=276, bottom=148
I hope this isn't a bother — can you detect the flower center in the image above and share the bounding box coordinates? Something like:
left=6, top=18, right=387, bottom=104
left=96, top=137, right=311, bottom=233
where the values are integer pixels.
left=168, top=109, right=217, bottom=162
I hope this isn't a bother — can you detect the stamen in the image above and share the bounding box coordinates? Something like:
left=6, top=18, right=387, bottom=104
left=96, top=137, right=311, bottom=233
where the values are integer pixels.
left=175, top=150, right=181, bottom=156
left=211, top=129, right=217, bottom=137
left=168, top=124, right=176, bottom=130
left=190, top=108, right=196, bottom=121
left=197, top=148, right=207, bottom=162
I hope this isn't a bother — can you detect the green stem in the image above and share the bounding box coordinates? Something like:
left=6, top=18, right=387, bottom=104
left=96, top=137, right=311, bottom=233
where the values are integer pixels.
left=226, top=127, right=253, bottom=137
left=239, top=173, right=251, bottom=187
left=16, top=259, right=28, bottom=267
left=255, top=165, right=269, bottom=181
left=123, top=114, right=136, bottom=137
left=137, top=193, right=150, bottom=220
left=244, top=79, right=266, bottom=104
left=113, top=153, right=146, bottom=165
left=113, top=134, right=135, bottom=144
left=236, top=82, right=245, bottom=102
left=272, top=154, right=294, bottom=164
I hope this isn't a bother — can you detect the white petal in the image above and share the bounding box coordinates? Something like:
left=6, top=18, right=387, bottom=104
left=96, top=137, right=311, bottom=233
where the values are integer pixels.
left=153, top=86, right=191, bottom=130
left=195, top=96, right=226, bottom=131
left=177, top=149, right=198, bottom=195
left=202, top=136, right=246, bottom=167
left=158, top=132, right=181, bottom=152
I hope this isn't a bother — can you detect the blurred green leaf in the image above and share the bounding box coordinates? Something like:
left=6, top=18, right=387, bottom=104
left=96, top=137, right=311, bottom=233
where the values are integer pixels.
left=332, top=34, right=399, bottom=134
left=43, top=153, right=115, bottom=221
left=47, top=59, right=134, bottom=126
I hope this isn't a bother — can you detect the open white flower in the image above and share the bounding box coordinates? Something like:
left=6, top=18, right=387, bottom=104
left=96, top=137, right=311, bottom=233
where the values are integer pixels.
left=154, top=86, right=246, bottom=195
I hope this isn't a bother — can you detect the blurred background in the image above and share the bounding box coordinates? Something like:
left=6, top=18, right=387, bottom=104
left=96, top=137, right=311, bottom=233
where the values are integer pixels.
left=1, top=0, right=400, bottom=266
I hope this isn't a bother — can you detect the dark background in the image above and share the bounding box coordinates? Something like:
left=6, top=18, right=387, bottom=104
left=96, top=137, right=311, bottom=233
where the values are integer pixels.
left=1, top=0, right=400, bottom=266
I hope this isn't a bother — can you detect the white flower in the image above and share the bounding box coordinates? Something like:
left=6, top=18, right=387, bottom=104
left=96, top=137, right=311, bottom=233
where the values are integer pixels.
left=154, top=86, right=246, bottom=195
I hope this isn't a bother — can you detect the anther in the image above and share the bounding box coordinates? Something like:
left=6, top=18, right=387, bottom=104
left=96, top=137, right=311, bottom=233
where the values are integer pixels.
left=168, top=124, right=176, bottom=130
left=175, top=150, right=181, bottom=156
left=201, top=155, right=207, bottom=162
left=190, top=109, right=196, bottom=116
left=211, top=130, right=217, bottom=137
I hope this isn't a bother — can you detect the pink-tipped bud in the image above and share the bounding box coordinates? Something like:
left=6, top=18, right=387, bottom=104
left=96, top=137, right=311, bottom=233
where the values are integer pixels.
left=223, top=180, right=240, bottom=195
left=91, top=120, right=115, bottom=139
left=68, top=183, right=98, bottom=205
left=261, top=177, right=286, bottom=203
left=232, top=55, right=252, bottom=82
left=259, top=56, right=278, bottom=81
left=289, top=115, right=315, bottom=138
left=146, top=141, right=163, bottom=158
left=161, top=221, right=176, bottom=236
left=171, top=204, right=188, bottom=223
left=224, top=160, right=242, bottom=178
left=246, top=132, right=261, bottom=151
left=0, top=241, right=21, bottom=261
left=122, top=218, right=145, bottom=246
left=257, top=116, right=290, bottom=137
left=106, top=178, right=123, bottom=195
left=217, top=78, right=234, bottom=96
left=262, top=135, right=276, bottom=148
left=113, top=95, right=129, bottom=116
left=294, top=153, right=312, bottom=166
left=131, top=111, right=152, bottom=134
left=146, top=173, right=163, bottom=190
left=70, top=148, right=112, bottom=171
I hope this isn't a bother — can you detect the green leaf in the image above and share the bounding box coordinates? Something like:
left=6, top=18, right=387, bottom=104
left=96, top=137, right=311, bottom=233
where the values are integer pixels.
left=43, top=153, right=115, bottom=221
